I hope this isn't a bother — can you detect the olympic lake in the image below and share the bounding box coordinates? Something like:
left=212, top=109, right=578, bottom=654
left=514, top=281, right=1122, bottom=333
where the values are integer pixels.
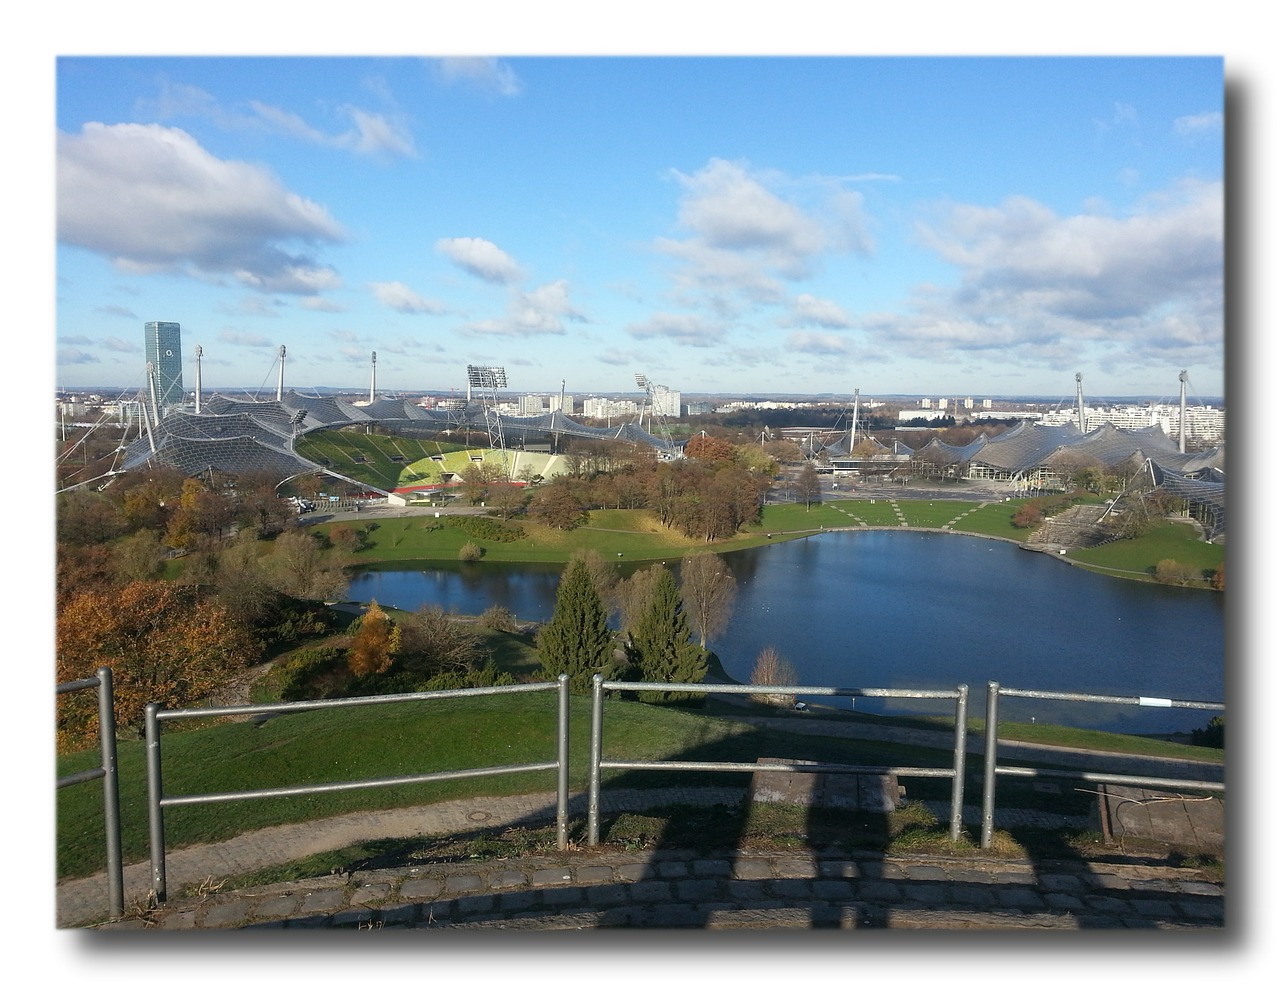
left=345, top=530, right=1225, bottom=734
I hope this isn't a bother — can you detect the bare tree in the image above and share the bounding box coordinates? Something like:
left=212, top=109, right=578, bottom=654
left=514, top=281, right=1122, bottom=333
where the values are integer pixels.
left=791, top=462, right=822, bottom=511
left=749, top=646, right=799, bottom=707
left=680, top=551, right=737, bottom=649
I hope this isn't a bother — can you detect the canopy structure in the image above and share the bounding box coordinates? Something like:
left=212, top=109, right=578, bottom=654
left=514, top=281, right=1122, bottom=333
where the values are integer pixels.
left=120, top=391, right=677, bottom=488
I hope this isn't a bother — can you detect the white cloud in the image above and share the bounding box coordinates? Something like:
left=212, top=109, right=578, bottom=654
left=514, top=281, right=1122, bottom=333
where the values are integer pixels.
left=626, top=313, right=724, bottom=347
left=432, top=58, right=523, bottom=96
left=436, top=237, right=524, bottom=285
left=869, top=179, right=1223, bottom=372
left=787, top=330, right=853, bottom=356
left=58, top=123, right=346, bottom=296
left=789, top=294, right=853, bottom=329
left=370, top=281, right=448, bottom=315
left=1174, top=111, right=1223, bottom=138
left=461, top=280, right=583, bottom=337
left=218, top=329, right=274, bottom=347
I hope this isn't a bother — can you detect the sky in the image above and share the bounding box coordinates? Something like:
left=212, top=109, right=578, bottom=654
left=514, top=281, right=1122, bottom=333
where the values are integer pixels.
left=54, top=52, right=1225, bottom=403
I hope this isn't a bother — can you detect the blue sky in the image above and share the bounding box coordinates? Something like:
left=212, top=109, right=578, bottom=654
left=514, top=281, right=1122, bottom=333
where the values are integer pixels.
left=54, top=53, right=1225, bottom=402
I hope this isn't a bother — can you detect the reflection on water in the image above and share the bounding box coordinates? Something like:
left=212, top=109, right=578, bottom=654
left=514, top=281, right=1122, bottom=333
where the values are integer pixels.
left=346, top=531, right=1225, bottom=733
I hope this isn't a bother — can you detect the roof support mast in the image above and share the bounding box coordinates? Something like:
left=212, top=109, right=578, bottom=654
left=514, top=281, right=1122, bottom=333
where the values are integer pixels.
left=277, top=345, right=286, bottom=401
left=1075, top=372, right=1086, bottom=433
left=1178, top=370, right=1189, bottom=453
left=194, top=345, right=202, bottom=415
left=370, top=351, right=377, bottom=404
left=850, top=388, right=860, bottom=453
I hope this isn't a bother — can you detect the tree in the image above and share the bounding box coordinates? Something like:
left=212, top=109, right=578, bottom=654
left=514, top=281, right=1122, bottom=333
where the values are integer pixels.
left=535, top=558, right=616, bottom=692
left=395, top=604, right=485, bottom=680
left=348, top=600, right=401, bottom=676
left=111, top=528, right=169, bottom=583
left=263, top=529, right=350, bottom=600
left=57, top=490, right=125, bottom=547
left=527, top=481, right=587, bottom=530
left=624, top=566, right=706, bottom=703
left=56, top=580, right=259, bottom=749
left=791, top=462, right=822, bottom=510
left=749, top=646, right=799, bottom=707
left=615, top=564, right=666, bottom=638
left=680, top=551, right=737, bottom=649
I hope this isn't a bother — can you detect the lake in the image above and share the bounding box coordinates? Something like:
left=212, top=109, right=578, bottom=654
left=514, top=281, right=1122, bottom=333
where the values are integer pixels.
left=345, top=531, right=1225, bottom=733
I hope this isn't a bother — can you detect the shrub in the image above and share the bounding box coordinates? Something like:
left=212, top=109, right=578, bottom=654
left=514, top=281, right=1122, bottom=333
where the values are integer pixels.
left=1010, top=503, right=1043, bottom=529
left=749, top=646, right=799, bottom=707
left=446, top=515, right=526, bottom=542
left=1191, top=715, right=1224, bottom=748
left=458, top=541, right=484, bottom=562
left=1154, top=558, right=1202, bottom=586
left=479, top=605, right=517, bottom=632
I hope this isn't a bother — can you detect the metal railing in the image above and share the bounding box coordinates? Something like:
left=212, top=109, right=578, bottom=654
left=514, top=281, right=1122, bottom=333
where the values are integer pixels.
left=585, top=675, right=970, bottom=844
left=56, top=667, right=124, bottom=919
left=980, top=681, right=1225, bottom=848
left=144, top=675, right=571, bottom=903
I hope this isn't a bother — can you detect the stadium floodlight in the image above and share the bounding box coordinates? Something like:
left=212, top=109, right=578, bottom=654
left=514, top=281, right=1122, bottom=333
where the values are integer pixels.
left=467, top=365, right=508, bottom=389
left=635, top=373, right=649, bottom=390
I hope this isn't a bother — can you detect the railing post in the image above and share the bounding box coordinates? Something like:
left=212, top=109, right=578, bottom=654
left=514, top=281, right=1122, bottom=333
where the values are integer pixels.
left=144, top=702, right=167, bottom=903
left=949, top=684, right=968, bottom=842
left=981, top=681, right=1000, bottom=849
left=95, top=667, right=124, bottom=919
left=587, top=674, right=604, bottom=846
left=555, top=674, right=569, bottom=850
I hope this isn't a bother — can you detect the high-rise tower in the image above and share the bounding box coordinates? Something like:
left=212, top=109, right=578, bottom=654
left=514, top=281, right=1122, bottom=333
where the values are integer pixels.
left=143, top=321, right=185, bottom=410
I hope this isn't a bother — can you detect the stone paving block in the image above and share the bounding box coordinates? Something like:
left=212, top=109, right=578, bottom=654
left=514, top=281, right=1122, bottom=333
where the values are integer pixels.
left=1129, top=898, right=1179, bottom=919
left=1081, top=894, right=1132, bottom=914
left=676, top=878, right=720, bottom=902
left=444, top=873, right=486, bottom=894
left=857, top=880, right=903, bottom=902
left=818, top=859, right=859, bottom=878
left=1177, top=880, right=1224, bottom=896
left=378, top=902, right=420, bottom=925
left=901, top=882, right=949, bottom=904
left=732, top=858, right=774, bottom=880
left=158, top=910, right=198, bottom=930
left=1177, top=900, right=1224, bottom=922
left=772, top=857, right=817, bottom=878
left=494, top=890, right=538, bottom=912
left=770, top=879, right=813, bottom=900
left=692, top=859, right=732, bottom=877
left=201, top=899, right=253, bottom=926
left=725, top=879, right=768, bottom=901
left=655, top=860, right=691, bottom=878
left=950, top=884, right=998, bottom=906
left=297, top=888, right=347, bottom=913
left=903, top=864, right=947, bottom=881
left=812, top=879, right=857, bottom=900
left=252, top=894, right=301, bottom=918
left=398, top=877, right=443, bottom=899
left=1038, top=873, right=1087, bottom=893
left=455, top=893, right=496, bottom=914
left=995, top=887, right=1044, bottom=909
left=614, top=862, right=650, bottom=881
left=331, top=909, right=378, bottom=928
left=629, top=880, right=674, bottom=903
left=488, top=870, right=528, bottom=890
left=573, top=865, right=615, bottom=885
left=586, top=883, right=631, bottom=906
left=1042, top=893, right=1087, bottom=911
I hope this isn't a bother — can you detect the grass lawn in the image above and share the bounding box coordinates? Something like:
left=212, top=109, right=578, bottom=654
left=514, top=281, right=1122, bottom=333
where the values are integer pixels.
left=1068, top=521, right=1224, bottom=582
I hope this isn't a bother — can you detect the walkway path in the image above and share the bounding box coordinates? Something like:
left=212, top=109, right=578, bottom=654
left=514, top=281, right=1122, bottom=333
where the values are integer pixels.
left=60, top=726, right=1224, bottom=931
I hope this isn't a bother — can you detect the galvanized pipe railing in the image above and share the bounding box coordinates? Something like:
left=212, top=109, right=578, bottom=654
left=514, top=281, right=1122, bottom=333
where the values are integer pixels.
left=980, top=681, right=1225, bottom=848
left=587, top=676, right=969, bottom=844
left=145, top=675, right=570, bottom=903
left=56, top=667, right=123, bottom=919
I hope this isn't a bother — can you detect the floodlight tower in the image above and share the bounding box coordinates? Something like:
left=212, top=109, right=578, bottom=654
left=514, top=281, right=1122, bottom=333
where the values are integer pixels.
left=1075, top=372, right=1086, bottom=433
left=370, top=351, right=377, bottom=404
left=194, top=345, right=203, bottom=415
left=466, top=364, right=509, bottom=460
left=634, top=372, right=677, bottom=453
left=849, top=388, right=861, bottom=454
left=1178, top=370, right=1189, bottom=453
left=277, top=345, right=287, bottom=401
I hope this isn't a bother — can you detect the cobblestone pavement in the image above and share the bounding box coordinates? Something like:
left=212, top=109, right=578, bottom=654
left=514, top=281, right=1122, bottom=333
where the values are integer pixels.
left=62, top=781, right=1223, bottom=932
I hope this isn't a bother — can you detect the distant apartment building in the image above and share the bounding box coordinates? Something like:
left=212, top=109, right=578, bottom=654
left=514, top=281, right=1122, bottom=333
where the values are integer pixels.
left=652, top=386, right=681, bottom=418
left=1039, top=403, right=1225, bottom=444
left=518, top=394, right=546, bottom=415
left=144, top=321, right=184, bottom=410
left=548, top=392, right=575, bottom=415
left=582, top=397, right=640, bottom=419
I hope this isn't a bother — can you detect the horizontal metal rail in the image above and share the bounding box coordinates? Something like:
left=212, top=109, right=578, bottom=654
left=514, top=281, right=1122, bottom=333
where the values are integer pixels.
left=587, top=675, right=969, bottom=844
left=145, top=676, right=570, bottom=903
left=980, top=681, right=1224, bottom=847
left=56, top=668, right=123, bottom=919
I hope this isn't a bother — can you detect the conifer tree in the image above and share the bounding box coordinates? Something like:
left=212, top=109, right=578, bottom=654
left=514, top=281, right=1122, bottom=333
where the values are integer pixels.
left=625, top=566, right=706, bottom=704
left=536, top=557, right=615, bottom=692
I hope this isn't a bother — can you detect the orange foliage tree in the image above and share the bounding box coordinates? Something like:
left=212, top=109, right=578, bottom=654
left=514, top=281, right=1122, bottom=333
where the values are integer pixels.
left=347, top=600, right=401, bottom=676
left=56, top=580, right=259, bottom=750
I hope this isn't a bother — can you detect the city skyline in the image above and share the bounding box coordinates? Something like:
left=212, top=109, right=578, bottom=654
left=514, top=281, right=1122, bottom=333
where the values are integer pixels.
left=55, top=54, right=1224, bottom=401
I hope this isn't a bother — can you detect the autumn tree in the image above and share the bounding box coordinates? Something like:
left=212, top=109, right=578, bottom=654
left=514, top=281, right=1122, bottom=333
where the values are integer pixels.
left=683, top=433, right=736, bottom=465
left=263, top=529, right=350, bottom=600
left=56, top=490, right=125, bottom=547
left=615, top=563, right=667, bottom=638
left=624, top=566, right=706, bottom=703
left=111, top=528, right=169, bottom=583
left=527, top=481, right=587, bottom=530
left=56, top=580, right=259, bottom=749
left=680, top=551, right=737, bottom=649
left=791, top=462, right=822, bottom=511
left=348, top=600, right=401, bottom=676
left=394, top=604, right=486, bottom=680
left=535, top=557, right=616, bottom=692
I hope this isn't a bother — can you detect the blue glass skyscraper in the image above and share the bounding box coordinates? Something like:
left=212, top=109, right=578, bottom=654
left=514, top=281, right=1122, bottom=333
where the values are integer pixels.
left=143, top=321, right=184, bottom=409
